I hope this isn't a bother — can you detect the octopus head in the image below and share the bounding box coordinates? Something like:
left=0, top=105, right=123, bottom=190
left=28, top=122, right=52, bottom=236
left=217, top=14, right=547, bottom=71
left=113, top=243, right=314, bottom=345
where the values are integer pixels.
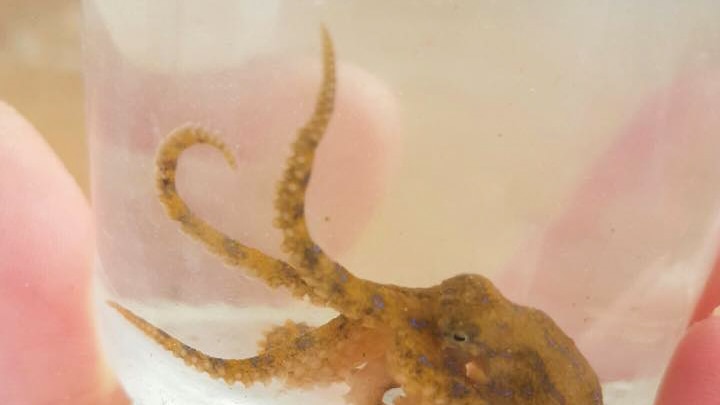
left=434, top=273, right=603, bottom=404
left=436, top=273, right=510, bottom=359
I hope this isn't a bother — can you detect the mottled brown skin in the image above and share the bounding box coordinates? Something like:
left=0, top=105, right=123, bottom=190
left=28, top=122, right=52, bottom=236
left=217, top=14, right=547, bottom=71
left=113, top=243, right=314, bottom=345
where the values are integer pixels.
left=110, top=27, right=603, bottom=404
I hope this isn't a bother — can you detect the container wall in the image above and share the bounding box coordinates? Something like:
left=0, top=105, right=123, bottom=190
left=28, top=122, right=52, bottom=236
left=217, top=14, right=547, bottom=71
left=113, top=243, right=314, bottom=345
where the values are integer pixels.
left=85, top=1, right=720, bottom=404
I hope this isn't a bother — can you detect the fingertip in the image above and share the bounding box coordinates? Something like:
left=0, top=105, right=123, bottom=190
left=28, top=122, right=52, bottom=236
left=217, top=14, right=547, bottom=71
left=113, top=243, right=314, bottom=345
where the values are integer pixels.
left=0, top=99, right=91, bottom=302
left=0, top=101, right=127, bottom=404
left=691, top=249, right=720, bottom=322
left=655, top=314, right=720, bottom=405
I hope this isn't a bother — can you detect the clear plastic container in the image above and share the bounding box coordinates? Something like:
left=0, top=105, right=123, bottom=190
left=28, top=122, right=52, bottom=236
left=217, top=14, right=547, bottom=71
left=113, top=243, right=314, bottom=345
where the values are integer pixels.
left=84, top=1, right=720, bottom=404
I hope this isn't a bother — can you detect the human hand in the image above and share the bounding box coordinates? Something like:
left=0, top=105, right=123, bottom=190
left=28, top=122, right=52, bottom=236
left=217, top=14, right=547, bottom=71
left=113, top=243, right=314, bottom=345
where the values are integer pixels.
left=655, top=305, right=720, bottom=404
left=0, top=100, right=718, bottom=404
left=0, top=101, right=127, bottom=404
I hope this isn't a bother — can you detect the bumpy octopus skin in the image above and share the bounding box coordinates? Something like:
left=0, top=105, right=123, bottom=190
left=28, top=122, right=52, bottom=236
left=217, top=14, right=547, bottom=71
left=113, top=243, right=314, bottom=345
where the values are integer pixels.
left=109, top=27, right=603, bottom=405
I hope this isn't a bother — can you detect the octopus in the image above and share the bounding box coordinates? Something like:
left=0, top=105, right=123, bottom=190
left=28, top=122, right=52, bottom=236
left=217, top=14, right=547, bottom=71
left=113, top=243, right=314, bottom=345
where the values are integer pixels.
left=109, top=27, right=603, bottom=405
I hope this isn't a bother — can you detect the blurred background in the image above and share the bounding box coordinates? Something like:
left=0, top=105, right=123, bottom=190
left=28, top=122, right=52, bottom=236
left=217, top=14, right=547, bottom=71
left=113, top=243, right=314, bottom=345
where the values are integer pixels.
left=0, top=0, right=87, bottom=193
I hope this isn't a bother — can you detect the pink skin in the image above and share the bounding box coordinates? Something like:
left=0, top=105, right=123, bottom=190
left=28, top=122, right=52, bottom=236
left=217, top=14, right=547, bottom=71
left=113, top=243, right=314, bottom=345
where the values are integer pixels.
left=655, top=249, right=720, bottom=405
left=655, top=315, right=720, bottom=404
left=1, top=67, right=719, bottom=402
left=0, top=101, right=126, bottom=404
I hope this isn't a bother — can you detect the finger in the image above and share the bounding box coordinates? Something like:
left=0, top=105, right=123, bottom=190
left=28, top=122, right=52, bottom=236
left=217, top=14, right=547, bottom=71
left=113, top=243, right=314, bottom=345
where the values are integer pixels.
left=654, top=312, right=720, bottom=405
left=0, top=101, right=128, bottom=404
left=655, top=248, right=720, bottom=405
left=690, top=249, right=720, bottom=323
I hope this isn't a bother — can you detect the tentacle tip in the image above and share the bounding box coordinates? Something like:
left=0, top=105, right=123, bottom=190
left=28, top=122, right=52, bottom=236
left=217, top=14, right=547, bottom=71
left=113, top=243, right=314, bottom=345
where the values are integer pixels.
left=224, top=153, right=238, bottom=170
left=319, top=24, right=333, bottom=49
left=106, top=300, right=131, bottom=318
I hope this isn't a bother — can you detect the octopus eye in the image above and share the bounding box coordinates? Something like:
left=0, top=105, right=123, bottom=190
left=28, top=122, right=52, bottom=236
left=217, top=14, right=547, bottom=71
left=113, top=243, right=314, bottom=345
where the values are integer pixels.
left=453, top=332, right=469, bottom=343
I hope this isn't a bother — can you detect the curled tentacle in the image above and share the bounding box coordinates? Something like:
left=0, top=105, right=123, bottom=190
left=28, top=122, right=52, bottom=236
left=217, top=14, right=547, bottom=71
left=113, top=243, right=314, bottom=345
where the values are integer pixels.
left=155, top=125, right=313, bottom=299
